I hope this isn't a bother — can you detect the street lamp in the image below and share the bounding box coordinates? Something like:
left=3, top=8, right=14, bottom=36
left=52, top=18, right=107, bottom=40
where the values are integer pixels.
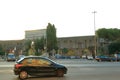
left=92, top=11, right=97, bottom=57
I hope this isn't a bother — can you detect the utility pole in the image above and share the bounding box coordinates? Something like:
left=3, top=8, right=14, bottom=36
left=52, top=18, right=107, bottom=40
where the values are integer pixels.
left=92, top=11, right=97, bottom=58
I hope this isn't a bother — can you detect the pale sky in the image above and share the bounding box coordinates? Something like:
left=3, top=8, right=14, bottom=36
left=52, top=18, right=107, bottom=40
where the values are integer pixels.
left=0, top=0, right=120, bottom=40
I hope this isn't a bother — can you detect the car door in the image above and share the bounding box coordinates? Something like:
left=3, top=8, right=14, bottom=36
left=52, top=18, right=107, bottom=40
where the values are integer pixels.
left=36, top=58, right=55, bottom=75
left=21, top=58, right=38, bottom=75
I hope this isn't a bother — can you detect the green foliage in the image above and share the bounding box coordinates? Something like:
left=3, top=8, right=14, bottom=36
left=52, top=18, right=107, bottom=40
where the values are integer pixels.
left=96, top=28, right=120, bottom=55
left=114, top=38, right=120, bottom=42
left=46, top=23, right=58, bottom=52
left=25, top=37, right=46, bottom=56
left=0, top=44, right=4, bottom=55
left=108, top=42, right=120, bottom=54
left=96, top=28, right=120, bottom=41
left=24, top=40, right=31, bottom=55
left=0, top=51, right=4, bottom=55
left=25, top=23, right=58, bottom=55
left=34, top=37, right=45, bottom=55
left=35, top=38, right=45, bottom=50
left=62, top=48, right=68, bottom=54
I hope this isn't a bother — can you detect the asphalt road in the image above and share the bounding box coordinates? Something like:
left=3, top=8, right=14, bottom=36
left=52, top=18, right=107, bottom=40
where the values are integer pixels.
left=0, top=59, right=120, bottom=80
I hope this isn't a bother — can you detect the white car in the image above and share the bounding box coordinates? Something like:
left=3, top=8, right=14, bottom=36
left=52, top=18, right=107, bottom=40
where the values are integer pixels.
left=87, top=56, right=93, bottom=60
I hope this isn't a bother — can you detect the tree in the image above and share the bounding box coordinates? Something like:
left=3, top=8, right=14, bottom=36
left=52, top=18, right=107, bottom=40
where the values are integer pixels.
left=108, top=42, right=120, bottom=54
left=96, top=28, right=120, bottom=41
left=34, top=37, right=45, bottom=55
left=96, top=28, right=120, bottom=55
left=46, top=23, right=58, bottom=52
left=62, top=48, right=68, bottom=54
left=108, top=39, right=120, bottom=54
left=0, top=44, right=4, bottom=55
left=24, top=40, right=31, bottom=55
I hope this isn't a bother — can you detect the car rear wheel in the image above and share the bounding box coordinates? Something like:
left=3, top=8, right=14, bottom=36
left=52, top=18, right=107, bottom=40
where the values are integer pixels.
left=56, top=69, right=64, bottom=77
left=19, top=71, right=28, bottom=80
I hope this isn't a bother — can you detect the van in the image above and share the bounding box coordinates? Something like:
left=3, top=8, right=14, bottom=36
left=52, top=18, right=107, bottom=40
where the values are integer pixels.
left=7, top=53, right=16, bottom=61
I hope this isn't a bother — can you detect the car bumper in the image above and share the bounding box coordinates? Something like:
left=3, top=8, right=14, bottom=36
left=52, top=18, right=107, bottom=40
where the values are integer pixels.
left=13, top=69, right=20, bottom=75
left=95, top=58, right=100, bottom=61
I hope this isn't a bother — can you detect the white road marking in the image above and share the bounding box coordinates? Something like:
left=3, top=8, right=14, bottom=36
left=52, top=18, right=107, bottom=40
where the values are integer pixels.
left=0, top=65, right=13, bottom=67
left=0, top=70, right=13, bottom=73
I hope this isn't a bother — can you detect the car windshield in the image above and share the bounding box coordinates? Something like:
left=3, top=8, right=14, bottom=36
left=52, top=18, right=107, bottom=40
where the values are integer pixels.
left=16, top=57, right=24, bottom=63
left=97, top=56, right=109, bottom=58
left=16, top=56, right=58, bottom=64
left=8, top=54, right=15, bottom=57
left=44, top=57, right=58, bottom=64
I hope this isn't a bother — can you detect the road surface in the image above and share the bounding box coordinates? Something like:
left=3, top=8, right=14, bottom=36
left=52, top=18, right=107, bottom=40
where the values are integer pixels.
left=0, top=59, right=120, bottom=80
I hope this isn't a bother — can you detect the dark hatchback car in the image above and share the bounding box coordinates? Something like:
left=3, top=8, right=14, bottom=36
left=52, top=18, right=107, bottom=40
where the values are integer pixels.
left=13, top=56, right=67, bottom=80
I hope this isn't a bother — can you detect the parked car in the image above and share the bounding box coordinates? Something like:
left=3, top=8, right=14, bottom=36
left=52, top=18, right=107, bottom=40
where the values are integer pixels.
left=82, top=55, right=87, bottom=59
left=95, top=55, right=113, bottom=62
left=111, top=57, right=120, bottom=61
left=7, top=53, right=16, bottom=61
left=13, top=56, right=67, bottom=80
left=87, top=55, right=94, bottom=60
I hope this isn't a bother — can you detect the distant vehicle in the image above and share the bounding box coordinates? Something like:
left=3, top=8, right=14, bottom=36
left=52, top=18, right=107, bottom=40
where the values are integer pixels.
left=7, top=53, right=16, bottom=61
left=111, top=57, right=120, bottom=61
left=95, top=55, right=113, bottom=62
left=82, top=55, right=87, bottom=59
left=13, top=56, right=67, bottom=80
left=87, top=56, right=93, bottom=60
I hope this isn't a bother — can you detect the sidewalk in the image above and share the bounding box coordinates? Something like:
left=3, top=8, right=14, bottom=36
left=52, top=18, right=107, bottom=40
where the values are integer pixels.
left=54, top=59, right=97, bottom=64
left=0, top=59, right=120, bottom=68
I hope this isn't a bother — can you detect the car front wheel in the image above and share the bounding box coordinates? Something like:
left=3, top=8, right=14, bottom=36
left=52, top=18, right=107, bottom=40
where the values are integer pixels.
left=56, top=69, right=64, bottom=77
left=19, top=71, right=28, bottom=80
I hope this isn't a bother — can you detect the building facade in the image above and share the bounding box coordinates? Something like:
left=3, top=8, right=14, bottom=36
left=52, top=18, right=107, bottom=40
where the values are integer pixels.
left=0, top=29, right=97, bottom=57
left=57, top=36, right=95, bottom=56
left=58, top=36, right=94, bottom=49
left=0, top=40, right=24, bottom=56
left=25, top=29, right=46, bottom=40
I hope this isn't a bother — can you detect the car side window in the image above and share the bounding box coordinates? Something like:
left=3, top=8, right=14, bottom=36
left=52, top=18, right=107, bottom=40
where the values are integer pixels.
left=21, top=58, right=32, bottom=65
left=37, top=59, right=51, bottom=66
left=21, top=58, right=52, bottom=66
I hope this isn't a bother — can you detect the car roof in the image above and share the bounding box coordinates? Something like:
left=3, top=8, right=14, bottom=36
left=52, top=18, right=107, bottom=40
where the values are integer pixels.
left=23, top=56, right=48, bottom=59
left=16, top=56, right=50, bottom=63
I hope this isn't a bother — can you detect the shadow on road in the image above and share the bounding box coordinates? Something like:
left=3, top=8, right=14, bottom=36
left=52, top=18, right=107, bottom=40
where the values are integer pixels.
left=14, top=75, right=67, bottom=80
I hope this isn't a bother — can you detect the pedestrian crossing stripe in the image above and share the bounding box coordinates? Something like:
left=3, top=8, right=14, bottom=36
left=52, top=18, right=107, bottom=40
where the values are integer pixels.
left=0, top=65, right=13, bottom=67
left=0, top=70, right=13, bottom=73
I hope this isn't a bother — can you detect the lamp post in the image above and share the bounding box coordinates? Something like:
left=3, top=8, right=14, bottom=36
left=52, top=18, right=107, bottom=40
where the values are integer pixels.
left=92, top=11, right=97, bottom=58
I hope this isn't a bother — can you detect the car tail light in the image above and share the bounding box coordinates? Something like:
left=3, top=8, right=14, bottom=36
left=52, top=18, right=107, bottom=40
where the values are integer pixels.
left=15, top=64, right=23, bottom=69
